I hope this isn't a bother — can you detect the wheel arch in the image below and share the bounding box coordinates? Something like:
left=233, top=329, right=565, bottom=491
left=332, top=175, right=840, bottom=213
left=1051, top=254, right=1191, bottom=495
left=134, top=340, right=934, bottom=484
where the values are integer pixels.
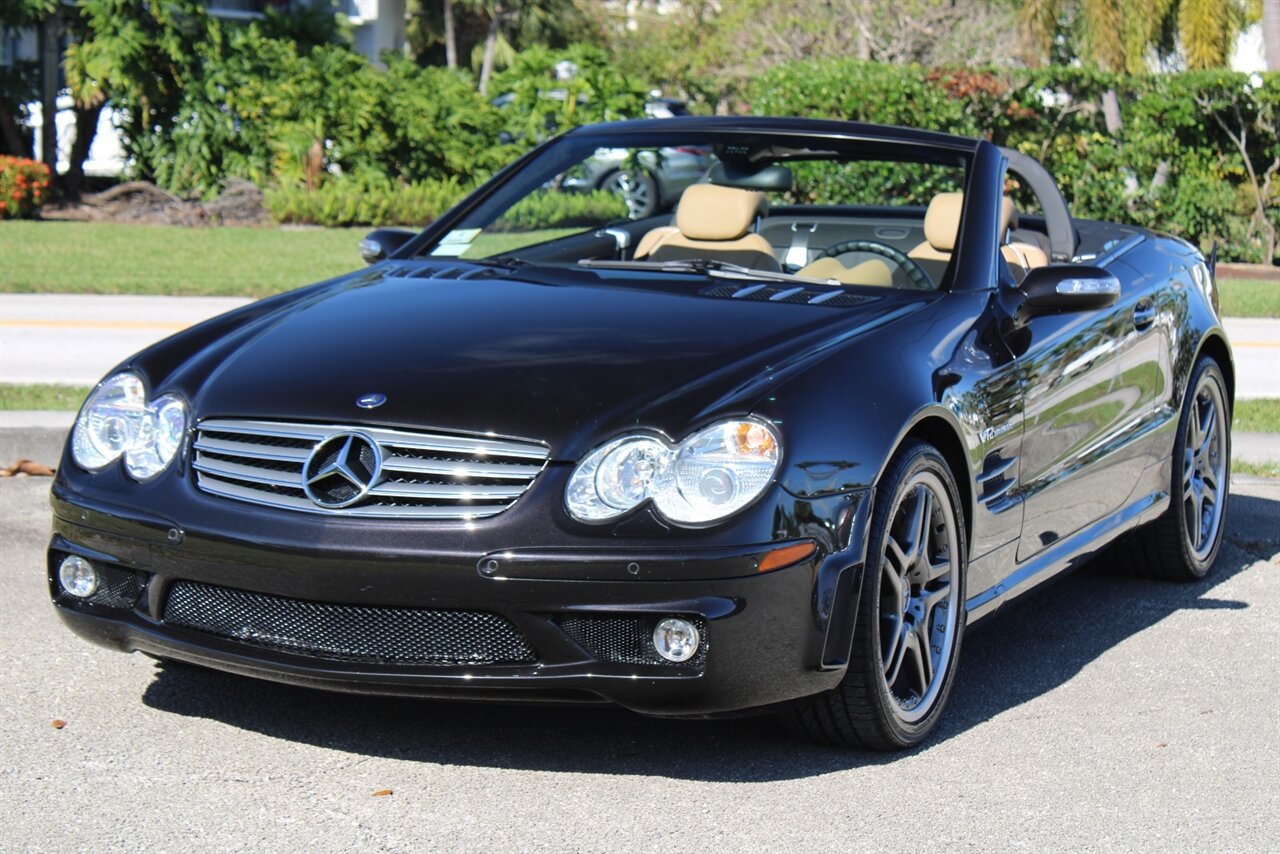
left=892, top=410, right=974, bottom=553
left=1195, top=331, right=1235, bottom=411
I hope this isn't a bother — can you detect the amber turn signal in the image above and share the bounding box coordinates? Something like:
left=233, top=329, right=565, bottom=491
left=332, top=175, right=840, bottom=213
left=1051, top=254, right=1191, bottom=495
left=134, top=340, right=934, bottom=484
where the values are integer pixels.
left=757, top=541, right=817, bottom=573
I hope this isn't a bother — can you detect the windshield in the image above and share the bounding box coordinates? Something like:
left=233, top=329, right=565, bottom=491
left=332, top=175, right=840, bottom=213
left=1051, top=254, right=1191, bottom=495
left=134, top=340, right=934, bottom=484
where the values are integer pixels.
left=422, top=129, right=974, bottom=291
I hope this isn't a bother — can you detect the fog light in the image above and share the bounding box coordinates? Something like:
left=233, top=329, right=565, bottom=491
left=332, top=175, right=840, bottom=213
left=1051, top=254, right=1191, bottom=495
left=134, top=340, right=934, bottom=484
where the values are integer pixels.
left=653, top=617, right=700, bottom=663
left=58, top=555, right=99, bottom=598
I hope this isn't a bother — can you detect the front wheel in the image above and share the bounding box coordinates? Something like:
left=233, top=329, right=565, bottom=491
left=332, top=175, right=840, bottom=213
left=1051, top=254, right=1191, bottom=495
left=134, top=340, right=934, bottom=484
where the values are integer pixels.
left=785, top=440, right=967, bottom=750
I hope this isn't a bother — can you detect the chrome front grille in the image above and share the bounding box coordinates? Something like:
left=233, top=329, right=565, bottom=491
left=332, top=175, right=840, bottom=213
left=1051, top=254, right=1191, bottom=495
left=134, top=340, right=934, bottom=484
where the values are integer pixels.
left=193, top=418, right=549, bottom=519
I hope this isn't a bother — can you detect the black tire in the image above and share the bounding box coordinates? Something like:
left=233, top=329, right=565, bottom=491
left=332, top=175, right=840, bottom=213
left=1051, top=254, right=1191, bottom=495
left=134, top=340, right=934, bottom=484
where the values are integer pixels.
left=1108, top=356, right=1230, bottom=581
left=784, top=439, right=967, bottom=750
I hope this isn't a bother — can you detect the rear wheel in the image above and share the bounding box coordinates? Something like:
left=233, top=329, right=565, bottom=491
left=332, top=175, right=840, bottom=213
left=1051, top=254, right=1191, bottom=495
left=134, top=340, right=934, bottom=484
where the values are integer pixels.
left=785, top=440, right=966, bottom=750
left=1108, top=356, right=1230, bottom=580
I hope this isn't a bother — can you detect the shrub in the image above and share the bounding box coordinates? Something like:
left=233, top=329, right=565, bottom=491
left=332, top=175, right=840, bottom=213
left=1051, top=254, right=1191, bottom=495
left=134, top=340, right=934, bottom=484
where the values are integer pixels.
left=0, top=156, right=52, bottom=219
left=491, top=190, right=627, bottom=231
left=746, top=61, right=1279, bottom=263
left=264, top=177, right=471, bottom=228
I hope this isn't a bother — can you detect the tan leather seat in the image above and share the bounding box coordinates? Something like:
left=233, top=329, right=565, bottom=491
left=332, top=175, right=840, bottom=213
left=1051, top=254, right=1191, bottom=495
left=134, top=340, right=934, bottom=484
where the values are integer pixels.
left=910, top=192, right=1048, bottom=281
left=634, top=226, right=678, bottom=259
left=1001, top=242, right=1049, bottom=279
left=797, top=256, right=894, bottom=286
left=642, top=185, right=781, bottom=271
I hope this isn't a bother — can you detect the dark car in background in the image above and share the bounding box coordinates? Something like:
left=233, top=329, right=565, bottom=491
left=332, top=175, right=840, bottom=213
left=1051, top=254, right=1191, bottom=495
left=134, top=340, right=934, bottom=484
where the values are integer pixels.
left=50, top=117, right=1232, bottom=750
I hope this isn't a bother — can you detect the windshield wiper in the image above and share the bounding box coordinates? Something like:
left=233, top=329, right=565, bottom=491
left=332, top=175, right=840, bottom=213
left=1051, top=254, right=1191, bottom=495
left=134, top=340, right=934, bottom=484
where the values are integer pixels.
left=578, top=258, right=844, bottom=288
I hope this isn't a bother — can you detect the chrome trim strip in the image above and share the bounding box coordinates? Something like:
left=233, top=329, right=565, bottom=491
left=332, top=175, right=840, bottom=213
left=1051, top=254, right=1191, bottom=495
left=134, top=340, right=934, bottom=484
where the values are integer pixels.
left=196, top=473, right=510, bottom=519
left=368, top=481, right=528, bottom=500
left=193, top=455, right=304, bottom=487
left=193, top=436, right=311, bottom=462
left=381, top=455, right=544, bottom=479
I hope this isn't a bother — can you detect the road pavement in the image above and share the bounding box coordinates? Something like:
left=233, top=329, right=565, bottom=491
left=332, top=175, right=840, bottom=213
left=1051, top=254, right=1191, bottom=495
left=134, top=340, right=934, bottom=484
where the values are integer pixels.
left=1, top=293, right=1277, bottom=397
left=0, top=294, right=252, bottom=385
left=1, top=473, right=1277, bottom=851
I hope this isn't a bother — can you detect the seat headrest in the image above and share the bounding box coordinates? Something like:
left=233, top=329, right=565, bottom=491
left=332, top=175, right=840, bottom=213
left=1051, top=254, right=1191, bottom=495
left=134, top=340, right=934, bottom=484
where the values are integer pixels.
left=923, top=192, right=1017, bottom=253
left=675, top=184, right=769, bottom=242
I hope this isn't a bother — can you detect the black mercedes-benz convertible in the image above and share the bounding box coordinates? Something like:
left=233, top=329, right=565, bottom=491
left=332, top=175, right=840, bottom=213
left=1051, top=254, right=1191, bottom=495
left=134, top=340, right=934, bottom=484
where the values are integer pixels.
left=50, top=117, right=1233, bottom=750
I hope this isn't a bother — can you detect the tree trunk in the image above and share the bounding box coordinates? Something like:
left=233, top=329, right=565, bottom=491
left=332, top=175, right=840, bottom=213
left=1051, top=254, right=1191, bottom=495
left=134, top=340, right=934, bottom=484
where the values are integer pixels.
left=64, top=98, right=104, bottom=200
left=38, top=11, right=59, bottom=175
left=1264, top=0, right=1280, bottom=71
left=1101, top=89, right=1123, bottom=135
left=444, top=0, right=457, bottom=69
left=478, top=5, right=502, bottom=95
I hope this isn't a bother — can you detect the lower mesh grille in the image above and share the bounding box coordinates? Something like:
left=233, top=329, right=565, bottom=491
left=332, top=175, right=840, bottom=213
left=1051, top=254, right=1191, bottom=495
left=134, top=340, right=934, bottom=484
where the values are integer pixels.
left=162, top=581, right=536, bottom=666
left=559, top=614, right=707, bottom=667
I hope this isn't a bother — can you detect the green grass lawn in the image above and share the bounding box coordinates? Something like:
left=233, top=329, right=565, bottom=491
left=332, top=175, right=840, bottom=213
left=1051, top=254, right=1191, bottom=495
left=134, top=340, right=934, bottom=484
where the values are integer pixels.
left=0, top=221, right=364, bottom=298
left=0, top=383, right=91, bottom=410
left=0, top=221, right=591, bottom=297
left=1218, top=277, right=1279, bottom=318
left=1234, top=398, right=1280, bottom=433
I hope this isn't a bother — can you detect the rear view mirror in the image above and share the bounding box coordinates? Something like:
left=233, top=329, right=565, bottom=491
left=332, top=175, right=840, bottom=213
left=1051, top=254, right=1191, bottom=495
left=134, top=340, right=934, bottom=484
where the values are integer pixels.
left=1013, top=265, right=1120, bottom=325
left=359, top=228, right=416, bottom=265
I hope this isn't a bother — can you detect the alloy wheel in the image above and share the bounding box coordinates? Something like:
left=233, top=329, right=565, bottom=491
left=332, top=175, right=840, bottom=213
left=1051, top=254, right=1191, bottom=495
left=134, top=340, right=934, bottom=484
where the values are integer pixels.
left=606, top=171, right=653, bottom=219
left=1182, top=374, right=1227, bottom=561
left=879, top=471, right=960, bottom=724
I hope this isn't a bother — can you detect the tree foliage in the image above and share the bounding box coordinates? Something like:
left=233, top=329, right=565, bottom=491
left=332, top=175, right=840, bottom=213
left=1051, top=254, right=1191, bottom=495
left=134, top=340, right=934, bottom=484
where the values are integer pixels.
left=1019, top=0, right=1252, bottom=72
left=749, top=60, right=1279, bottom=262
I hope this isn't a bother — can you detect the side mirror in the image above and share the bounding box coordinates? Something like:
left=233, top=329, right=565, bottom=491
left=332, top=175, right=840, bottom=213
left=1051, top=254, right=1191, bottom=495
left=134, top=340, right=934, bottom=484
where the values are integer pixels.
left=359, top=228, right=416, bottom=265
left=1008, top=265, right=1120, bottom=327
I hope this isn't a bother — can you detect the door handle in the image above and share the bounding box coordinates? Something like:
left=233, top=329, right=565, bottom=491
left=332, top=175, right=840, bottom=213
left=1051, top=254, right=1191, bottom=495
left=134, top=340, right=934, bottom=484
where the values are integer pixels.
left=1133, top=301, right=1156, bottom=330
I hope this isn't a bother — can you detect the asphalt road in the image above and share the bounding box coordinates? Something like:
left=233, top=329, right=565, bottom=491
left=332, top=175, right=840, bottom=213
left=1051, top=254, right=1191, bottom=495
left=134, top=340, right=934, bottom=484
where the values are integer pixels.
left=1, top=293, right=1277, bottom=398
left=1, top=474, right=1277, bottom=852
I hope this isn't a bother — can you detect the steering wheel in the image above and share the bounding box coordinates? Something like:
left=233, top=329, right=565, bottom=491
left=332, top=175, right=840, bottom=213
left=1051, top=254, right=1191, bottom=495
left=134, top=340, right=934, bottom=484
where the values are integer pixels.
left=814, top=240, right=935, bottom=290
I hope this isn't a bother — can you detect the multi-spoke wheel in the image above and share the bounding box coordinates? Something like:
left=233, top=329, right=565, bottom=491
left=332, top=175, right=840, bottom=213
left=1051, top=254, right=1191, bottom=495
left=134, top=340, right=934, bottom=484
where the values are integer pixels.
left=1181, top=375, right=1227, bottom=562
left=785, top=439, right=966, bottom=750
left=878, top=472, right=961, bottom=723
left=601, top=170, right=657, bottom=219
left=1107, top=356, right=1230, bottom=580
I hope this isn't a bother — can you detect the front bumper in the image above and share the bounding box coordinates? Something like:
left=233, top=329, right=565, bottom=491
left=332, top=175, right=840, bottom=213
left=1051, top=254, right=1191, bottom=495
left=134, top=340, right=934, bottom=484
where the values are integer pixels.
left=48, top=485, right=869, bottom=717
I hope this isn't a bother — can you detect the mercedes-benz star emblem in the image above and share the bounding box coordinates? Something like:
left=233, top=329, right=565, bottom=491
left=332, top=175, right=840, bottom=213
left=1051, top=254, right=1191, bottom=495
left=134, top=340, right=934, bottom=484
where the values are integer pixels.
left=356, top=392, right=387, bottom=409
left=302, top=432, right=382, bottom=509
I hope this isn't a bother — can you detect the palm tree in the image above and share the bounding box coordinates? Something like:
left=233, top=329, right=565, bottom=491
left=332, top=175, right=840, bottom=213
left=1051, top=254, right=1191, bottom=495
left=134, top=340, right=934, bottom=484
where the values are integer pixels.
left=1020, top=0, right=1249, bottom=72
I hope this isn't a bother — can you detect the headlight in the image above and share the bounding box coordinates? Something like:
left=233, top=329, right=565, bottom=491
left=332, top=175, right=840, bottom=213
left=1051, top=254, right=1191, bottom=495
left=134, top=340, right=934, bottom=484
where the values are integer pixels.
left=72, top=372, right=188, bottom=480
left=566, top=419, right=780, bottom=525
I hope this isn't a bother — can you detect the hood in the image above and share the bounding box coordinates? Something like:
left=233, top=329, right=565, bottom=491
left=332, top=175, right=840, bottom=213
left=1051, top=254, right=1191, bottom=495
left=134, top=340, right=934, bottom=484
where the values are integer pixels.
left=158, top=264, right=916, bottom=459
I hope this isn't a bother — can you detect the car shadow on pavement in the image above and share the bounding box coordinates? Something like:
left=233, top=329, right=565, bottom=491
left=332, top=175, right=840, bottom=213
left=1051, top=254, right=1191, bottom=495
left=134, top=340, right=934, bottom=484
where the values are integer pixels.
left=141, top=492, right=1278, bottom=781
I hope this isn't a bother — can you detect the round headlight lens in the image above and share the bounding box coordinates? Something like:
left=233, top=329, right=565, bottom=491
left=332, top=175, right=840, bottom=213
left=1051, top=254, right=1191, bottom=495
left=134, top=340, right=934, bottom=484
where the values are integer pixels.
left=658, top=420, right=779, bottom=524
left=565, top=419, right=780, bottom=526
left=71, top=373, right=187, bottom=479
left=595, top=437, right=670, bottom=509
left=72, top=373, right=149, bottom=470
left=124, top=395, right=188, bottom=480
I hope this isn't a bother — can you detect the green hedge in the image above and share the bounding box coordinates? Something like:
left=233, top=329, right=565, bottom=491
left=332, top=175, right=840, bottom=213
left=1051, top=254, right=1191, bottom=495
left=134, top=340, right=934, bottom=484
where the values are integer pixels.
left=747, top=62, right=1279, bottom=263
left=265, top=178, right=470, bottom=228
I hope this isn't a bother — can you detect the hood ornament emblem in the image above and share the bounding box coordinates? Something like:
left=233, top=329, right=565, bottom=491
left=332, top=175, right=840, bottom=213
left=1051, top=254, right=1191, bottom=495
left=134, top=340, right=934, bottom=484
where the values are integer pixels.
left=356, top=392, right=387, bottom=409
